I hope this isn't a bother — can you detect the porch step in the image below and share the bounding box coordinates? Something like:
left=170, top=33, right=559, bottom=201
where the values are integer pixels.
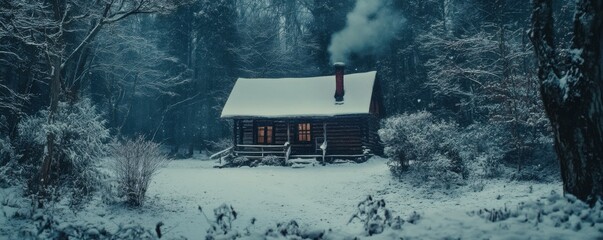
left=288, top=158, right=317, bottom=164
left=333, top=159, right=356, bottom=164
left=291, top=163, right=307, bottom=168
left=287, top=158, right=319, bottom=168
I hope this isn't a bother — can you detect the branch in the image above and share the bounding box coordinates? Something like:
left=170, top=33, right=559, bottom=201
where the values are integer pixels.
left=61, top=21, right=103, bottom=69
left=0, top=50, right=23, bottom=60
left=165, top=92, right=202, bottom=112
left=102, top=1, right=147, bottom=24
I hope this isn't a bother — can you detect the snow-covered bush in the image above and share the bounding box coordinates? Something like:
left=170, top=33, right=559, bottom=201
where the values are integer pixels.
left=378, top=111, right=466, bottom=188
left=200, top=204, right=328, bottom=239
left=265, top=220, right=326, bottom=239
left=459, top=123, right=508, bottom=179
left=222, top=155, right=255, bottom=167
left=460, top=123, right=557, bottom=181
left=17, top=213, right=161, bottom=239
left=261, top=155, right=286, bottom=166
left=110, top=136, right=167, bottom=207
left=348, top=195, right=403, bottom=236
left=468, top=191, right=603, bottom=232
left=17, top=99, right=109, bottom=202
left=201, top=204, right=240, bottom=239
left=222, top=155, right=286, bottom=167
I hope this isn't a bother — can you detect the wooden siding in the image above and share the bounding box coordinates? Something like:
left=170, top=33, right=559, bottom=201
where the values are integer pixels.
left=233, top=116, right=379, bottom=157
left=366, top=116, right=383, bottom=155
left=237, top=120, right=254, bottom=145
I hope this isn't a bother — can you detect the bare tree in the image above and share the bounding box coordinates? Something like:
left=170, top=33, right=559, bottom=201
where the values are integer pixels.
left=91, top=18, right=191, bottom=135
left=1, top=0, right=186, bottom=199
left=420, top=28, right=498, bottom=121
left=0, top=0, right=51, bottom=124
left=530, top=0, right=603, bottom=204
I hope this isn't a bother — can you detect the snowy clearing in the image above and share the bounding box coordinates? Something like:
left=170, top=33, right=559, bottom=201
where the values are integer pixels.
left=2, top=157, right=601, bottom=239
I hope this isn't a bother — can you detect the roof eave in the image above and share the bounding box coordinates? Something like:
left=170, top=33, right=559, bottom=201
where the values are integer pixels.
left=220, top=113, right=372, bottom=120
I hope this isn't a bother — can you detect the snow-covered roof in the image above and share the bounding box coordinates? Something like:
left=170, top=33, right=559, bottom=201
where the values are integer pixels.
left=221, top=71, right=377, bottom=118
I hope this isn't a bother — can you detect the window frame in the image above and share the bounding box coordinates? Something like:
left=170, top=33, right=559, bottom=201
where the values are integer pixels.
left=255, top=124, right=273, bottom=145
left=297, top=123, right=312, bottom=143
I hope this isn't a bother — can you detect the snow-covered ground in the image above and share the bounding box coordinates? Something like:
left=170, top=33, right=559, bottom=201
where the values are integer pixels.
left=2, top=157, right=601, bottom=239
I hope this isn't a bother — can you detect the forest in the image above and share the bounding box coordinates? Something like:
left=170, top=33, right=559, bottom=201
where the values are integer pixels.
left=0, top=0, right=602, bottom=239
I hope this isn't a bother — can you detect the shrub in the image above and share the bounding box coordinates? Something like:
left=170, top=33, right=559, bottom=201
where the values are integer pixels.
left=221, top=156, right=254, bottom=167
left=348, top=195, right=403, bottom=236
left=111, top=136, right=167, bottom=207
left=265, top=220, right=326, bottom=239
left=17, top=213, right=160, bottom=239
left=201, top=204, right=327, bottom=239
left=459, top=123, right=508, bottom=179
left=260, top=155, right=286, bottom=166
left=460, top=123, right=557, bottom=181
left=378, top=111, right=466, bottom=188
left=0, top=136, right=18, bottom=187
left=221, top=155, right=287, bottom=167
left=17, top=99, right=109, bottom=203
left=201, top=204, right=240, bottom=239
left=468, top=191, right=603, bottom=231
left=221, top=155, right=288, bottom=167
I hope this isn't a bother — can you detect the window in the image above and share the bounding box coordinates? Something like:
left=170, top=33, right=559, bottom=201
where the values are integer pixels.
left=298, top=123, right=311, bottom=142
left=257, top=126, right=273, bottom=144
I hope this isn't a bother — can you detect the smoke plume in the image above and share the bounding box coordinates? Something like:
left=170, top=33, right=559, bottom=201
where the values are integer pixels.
left=328, top=0, right=404, bottom=63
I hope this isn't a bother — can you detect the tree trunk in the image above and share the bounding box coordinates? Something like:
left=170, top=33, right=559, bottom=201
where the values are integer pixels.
left=39, top=57, right=62, bottom=192
left=531, top=0, right=603, bottom=205
left=38, top=1, right=66, bottom=200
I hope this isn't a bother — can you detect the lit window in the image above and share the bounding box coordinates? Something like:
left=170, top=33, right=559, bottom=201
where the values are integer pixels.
left=266, top=126, right=273, bottom=144
left=257, top=126, right=265, bottom=144
left=298, top=123, right=311, bottom=142
left=257, top=126, right=273, bottom=144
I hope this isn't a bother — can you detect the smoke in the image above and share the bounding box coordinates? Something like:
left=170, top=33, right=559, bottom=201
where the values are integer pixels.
left=328, top=0, right=405, bottom=63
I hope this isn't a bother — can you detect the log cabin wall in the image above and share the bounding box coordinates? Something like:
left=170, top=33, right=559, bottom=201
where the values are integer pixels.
left=366, top=115, right=383, bottom=155
left=233, top=116, right=380, bottom=157
left=237, top=120, right=254, bottom=145
left=316, top=118, right=364, bottom=155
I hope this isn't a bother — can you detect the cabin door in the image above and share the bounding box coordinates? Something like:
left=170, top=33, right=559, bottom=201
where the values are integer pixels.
left=255, top=125, right=274, bottom=145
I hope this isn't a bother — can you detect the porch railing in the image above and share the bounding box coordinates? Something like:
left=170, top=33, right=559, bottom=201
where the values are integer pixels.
left=234, top=144, right=291, bottom=160
left=209, top=146, right=234, bottom=160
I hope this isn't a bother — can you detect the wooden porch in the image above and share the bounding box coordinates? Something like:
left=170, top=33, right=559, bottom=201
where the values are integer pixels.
left=233, top=144, right=291, bottom=159
left=207, top=116, right=381, bottom=163
left=229, top=143, right=368, bottom=161
left=231, top=117, right=381, bottom=156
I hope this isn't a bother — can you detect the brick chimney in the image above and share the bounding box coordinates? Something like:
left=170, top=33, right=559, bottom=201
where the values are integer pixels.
left=334, top=62, right=345, bottom=102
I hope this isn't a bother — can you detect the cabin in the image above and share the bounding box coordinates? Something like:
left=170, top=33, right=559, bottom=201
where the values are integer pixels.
left=220, top=63, right=384, bottom=162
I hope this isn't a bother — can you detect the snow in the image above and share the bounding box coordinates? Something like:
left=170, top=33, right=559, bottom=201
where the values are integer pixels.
left=569, top=48, right=584, bottom=64
left=220, top=71, right=377, bottom=118
left=2, top=157, right=601, bottom=239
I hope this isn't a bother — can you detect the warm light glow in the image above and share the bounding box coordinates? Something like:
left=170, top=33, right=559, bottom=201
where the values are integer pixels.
left=298, top=123, right=311, bottom=142
left=257, top=126, right=273, bottom=144
left=266, top=126, right=273, bottom=144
